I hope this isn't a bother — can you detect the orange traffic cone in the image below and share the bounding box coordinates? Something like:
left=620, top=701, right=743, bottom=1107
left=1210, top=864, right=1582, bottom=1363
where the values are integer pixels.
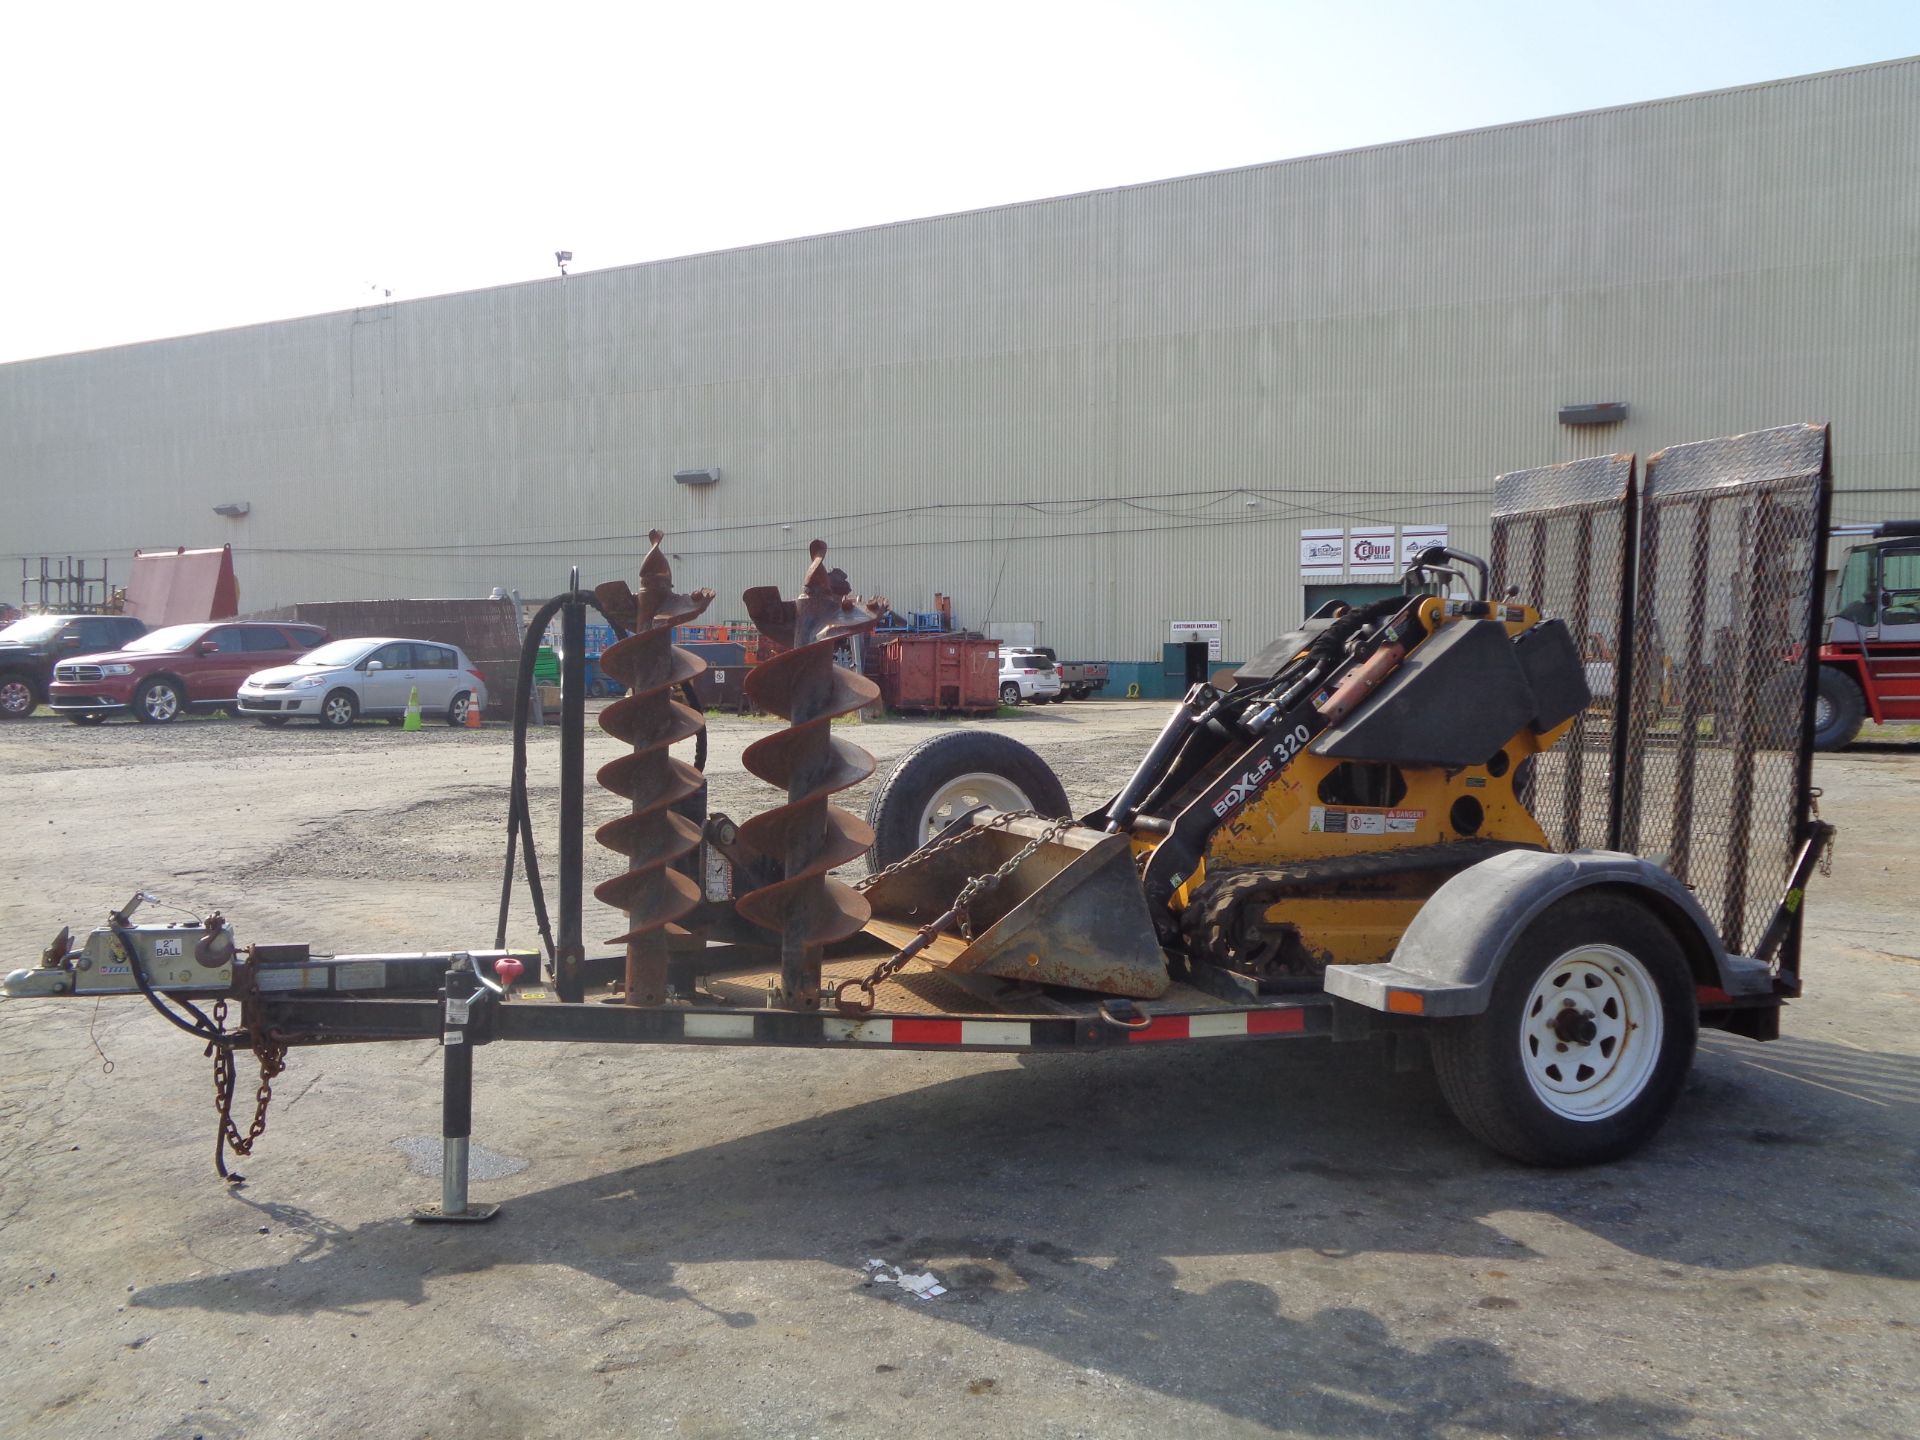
left=465, top=694, right=483, bottom=729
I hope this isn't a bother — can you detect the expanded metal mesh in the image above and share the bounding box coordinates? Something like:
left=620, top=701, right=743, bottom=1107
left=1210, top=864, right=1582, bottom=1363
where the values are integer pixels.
left=1489, top=454, right=1635, bottom=852
left=1617, top=424, right=1829, bottom=953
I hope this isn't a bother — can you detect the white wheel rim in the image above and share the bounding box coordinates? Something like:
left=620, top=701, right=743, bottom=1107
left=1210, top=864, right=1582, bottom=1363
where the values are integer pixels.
left=917, top=772, right=1032, bottom=846
left=326, top=697, right=352, bottom=724
left=1814, top=692, right=1833, bottom=731
left=147, top=688, right=178, bottom=720
left=1519, top=942, right=1663, bottom=1121
left=0, top=680, right=30, bottom=714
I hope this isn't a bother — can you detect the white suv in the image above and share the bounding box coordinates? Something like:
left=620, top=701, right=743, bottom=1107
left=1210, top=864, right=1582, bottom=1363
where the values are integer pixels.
left=998, top=649, right=1062, bottom=705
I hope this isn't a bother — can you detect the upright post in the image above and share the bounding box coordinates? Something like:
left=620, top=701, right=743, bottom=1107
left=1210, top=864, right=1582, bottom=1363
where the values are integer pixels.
left=556, top=580, right=587, bottom=1002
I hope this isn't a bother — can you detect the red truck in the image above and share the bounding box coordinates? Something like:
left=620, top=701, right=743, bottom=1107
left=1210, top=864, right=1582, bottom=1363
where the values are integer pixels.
left=1813, top=520, right=1920, bottom=749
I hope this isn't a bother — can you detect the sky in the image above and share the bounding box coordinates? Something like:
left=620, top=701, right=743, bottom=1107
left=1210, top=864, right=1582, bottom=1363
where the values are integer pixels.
left=3, top=0, right=1917, bottom=365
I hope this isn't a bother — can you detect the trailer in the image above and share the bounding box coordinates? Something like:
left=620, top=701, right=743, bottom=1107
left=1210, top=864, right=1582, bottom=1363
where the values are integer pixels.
left=3, top=429, right=1837, bottom=1221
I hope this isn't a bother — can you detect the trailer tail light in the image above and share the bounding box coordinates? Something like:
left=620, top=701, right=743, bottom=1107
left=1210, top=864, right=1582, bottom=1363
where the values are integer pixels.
left=1385, top=990, right=1426, bottom=1016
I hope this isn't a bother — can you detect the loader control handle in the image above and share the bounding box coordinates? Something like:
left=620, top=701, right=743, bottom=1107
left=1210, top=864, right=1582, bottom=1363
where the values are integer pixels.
left=1405, top=544, right=1491, bottom=602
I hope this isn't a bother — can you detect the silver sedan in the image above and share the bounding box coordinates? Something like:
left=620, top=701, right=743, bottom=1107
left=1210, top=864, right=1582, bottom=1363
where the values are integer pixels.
left=237, top=637, right=489, bottom=728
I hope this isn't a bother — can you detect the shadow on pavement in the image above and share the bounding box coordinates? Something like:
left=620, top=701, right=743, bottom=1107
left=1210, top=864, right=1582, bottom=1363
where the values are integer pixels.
left=130, top=1029, right=1920, bottom=1432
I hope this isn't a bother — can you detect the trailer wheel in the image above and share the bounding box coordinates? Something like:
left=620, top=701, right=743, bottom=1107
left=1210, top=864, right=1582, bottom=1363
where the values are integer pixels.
left=1431, top=891, right=1696, bottom=1166
left=865, top=730, right=1072, bottom=873
left=1811, top=667, right=1865, bottom=751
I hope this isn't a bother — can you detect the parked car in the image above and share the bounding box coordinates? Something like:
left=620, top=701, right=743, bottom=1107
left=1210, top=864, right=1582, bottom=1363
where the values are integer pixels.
left=237, top=637, right=488, bottom=729
left=998, top=648, right=1062, bottom=705
left=0, top=613, right=148, bottom=719
left=48, top=621, right=331, bottom=724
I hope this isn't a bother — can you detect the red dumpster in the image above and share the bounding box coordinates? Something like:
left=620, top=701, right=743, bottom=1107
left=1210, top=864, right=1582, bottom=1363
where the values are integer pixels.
left=880, top=634, right=999, bottom=715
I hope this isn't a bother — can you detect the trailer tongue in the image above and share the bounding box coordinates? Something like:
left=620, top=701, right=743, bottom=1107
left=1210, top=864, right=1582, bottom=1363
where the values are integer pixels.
left=4, top=425, right=1838, bottom=1215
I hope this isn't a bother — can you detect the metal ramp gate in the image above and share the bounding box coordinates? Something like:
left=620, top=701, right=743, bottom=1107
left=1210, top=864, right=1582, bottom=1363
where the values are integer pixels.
left=1491, top=423, right=1833, bottom=969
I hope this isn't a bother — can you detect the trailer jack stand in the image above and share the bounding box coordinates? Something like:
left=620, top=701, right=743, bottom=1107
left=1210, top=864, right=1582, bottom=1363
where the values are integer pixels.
left=412, top=957, right=500, bottom=1224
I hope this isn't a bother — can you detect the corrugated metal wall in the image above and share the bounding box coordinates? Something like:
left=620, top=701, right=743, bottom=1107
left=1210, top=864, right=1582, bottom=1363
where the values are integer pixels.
left=5, top=58, right=1917, bottom=662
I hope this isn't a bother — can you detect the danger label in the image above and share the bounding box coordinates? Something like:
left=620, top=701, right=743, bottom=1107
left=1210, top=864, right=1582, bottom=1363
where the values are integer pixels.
left=1310, top=807, right=1425, bottom=835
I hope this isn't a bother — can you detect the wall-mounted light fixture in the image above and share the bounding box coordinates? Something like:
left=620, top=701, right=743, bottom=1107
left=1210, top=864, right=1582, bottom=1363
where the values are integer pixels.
left=674, top=467, right=722, bottom=486
left=1558, top=402, right=1628, bottom=427
left=212, top=502, right=251, bottom=518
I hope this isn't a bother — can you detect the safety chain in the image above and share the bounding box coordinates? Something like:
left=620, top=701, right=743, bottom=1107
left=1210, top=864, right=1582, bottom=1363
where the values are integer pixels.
left=1810, top=789, right=1836, bottom=878
left=834, top=811, right=1074, bottom=1015
left=852, top=808, right=1042, bottom=894
left=210, top=998, right=288, bottom=1173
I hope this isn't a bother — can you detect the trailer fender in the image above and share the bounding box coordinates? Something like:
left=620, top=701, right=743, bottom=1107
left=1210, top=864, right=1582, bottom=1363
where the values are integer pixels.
left=1322, top=849, right=1765, bottom=1017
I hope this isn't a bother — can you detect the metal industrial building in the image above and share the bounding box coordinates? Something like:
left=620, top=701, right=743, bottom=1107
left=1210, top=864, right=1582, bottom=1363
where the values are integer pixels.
left=5, top=57, right=1917, bottom=671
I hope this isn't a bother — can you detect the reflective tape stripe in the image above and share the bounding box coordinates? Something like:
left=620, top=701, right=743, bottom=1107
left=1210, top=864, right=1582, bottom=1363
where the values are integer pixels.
left=1188, top=1012, right=1249, bottom=1038
left=822, top=1017, right=894, bottom=1044
left=682, top=1013, right=756, bottom=1040
left=1248, top=1007, right=1306, bottom=1035
left=1131, top=1008, right=1307, bottom=1042
left=893, top=1019, right=964, bottom=1045
left=1131, top=1016, right=1191, bottom=1043
left=960, top=1020, right=1031, bottom=1047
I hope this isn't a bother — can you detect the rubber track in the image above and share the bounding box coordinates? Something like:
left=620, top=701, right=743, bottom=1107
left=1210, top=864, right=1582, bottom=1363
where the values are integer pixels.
left=1182, top=840, right=1536, bottom=975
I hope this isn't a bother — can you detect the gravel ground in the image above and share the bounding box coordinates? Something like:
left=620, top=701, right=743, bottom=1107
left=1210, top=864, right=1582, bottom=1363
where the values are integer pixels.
left=1, top=702, right=1916, bottom=1439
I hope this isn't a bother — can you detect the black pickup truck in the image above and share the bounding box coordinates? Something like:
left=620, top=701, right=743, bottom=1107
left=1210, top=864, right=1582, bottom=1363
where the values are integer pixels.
left=0, top=614, right=147, bottom=718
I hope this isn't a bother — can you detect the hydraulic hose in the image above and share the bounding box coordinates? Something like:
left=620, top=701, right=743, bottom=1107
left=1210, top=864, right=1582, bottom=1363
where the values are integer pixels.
left=491, top=590, right=708, bottom=967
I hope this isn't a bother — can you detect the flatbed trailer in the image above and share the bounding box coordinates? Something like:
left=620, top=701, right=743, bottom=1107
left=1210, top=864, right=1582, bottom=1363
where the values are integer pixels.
left=5, top=425, right=1838, bottom=1221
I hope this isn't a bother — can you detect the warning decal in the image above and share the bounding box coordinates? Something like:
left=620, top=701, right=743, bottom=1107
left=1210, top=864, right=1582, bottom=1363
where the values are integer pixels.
left=1310, top=806, right=1426, bottom=835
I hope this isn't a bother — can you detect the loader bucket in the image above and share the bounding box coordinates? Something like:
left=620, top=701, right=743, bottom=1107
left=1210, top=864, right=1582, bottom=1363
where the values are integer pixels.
left=861, top=811, right=1172, bottom=998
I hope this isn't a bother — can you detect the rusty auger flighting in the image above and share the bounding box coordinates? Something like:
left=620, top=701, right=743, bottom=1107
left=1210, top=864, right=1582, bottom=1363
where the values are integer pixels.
left=592, top=532, right=716, bottom=1006
left=737, top=540, right=887, bottom=1009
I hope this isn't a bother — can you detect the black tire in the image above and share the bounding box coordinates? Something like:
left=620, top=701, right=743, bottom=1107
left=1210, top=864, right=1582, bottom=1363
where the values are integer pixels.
left=999, top=682, right=1022, bottom=706
left=865, top=730, right=1072, bottom=874
left=1430, top=891, right=1697, bottom=1166
left=1811, top=667, right=1866, bottom=752
left=132, top=677, right=184, bottom=724
left=447, top=690, right=472, bottom=727
left=318, top=689, right=358, bottom=729
left=68, top=712, right=107, bottom=726
left=0, top=671, right=40, bottom=719
left=257, top=716, right=290, bottom=728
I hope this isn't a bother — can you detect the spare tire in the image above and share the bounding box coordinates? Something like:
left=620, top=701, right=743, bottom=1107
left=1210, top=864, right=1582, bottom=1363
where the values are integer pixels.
left=865, top=731, right=1072, bottom=874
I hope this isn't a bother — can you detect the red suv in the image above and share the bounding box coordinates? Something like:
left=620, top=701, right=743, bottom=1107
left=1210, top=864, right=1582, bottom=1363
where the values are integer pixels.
left=48, top=621, right=331, bottom=725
